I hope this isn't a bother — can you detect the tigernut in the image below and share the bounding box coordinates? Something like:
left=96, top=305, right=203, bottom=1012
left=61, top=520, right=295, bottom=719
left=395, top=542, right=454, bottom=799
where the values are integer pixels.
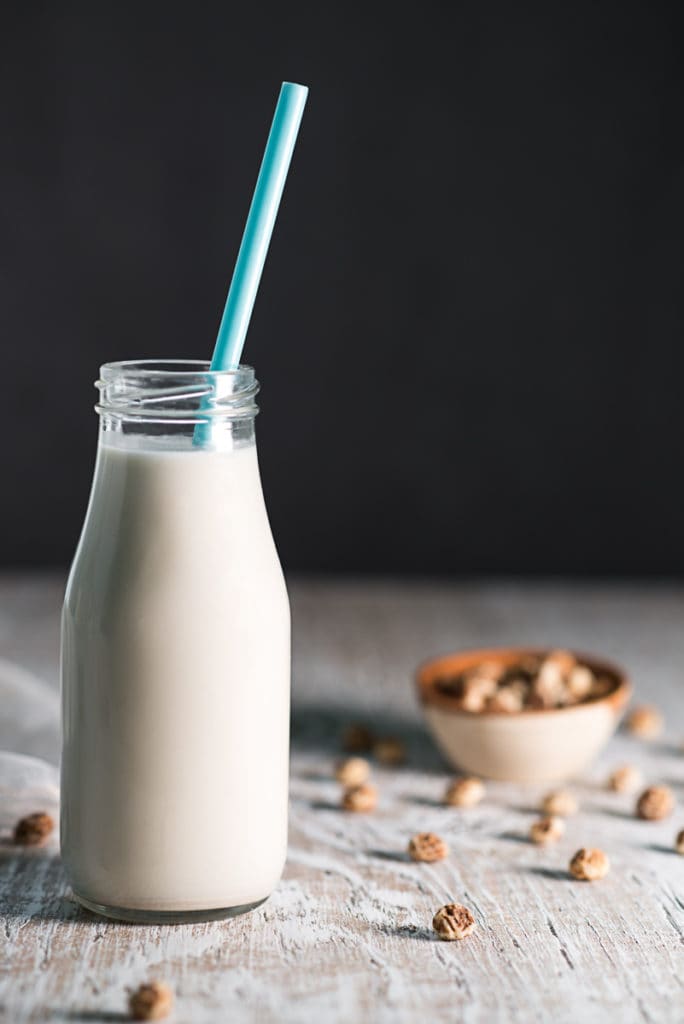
left=444, top=777, right=485, bottom=808
left=342, top=723, right=374, bottom=753
left=335, top=757, right=370, bottom=787
left=432, top=903, right=476, bottom=940
left=341, top=783, right=377, bottom=813
left=636, top=785, right=674, bottom=821
left=607, top=765, right=643, bottom=793
left=626, top=705, right=663, bottom=739
left=541, top=790, right=578, bottom=817
left=569, top=847, right=610, bottom=881
left=128, top=981, right=173, bottom=1021
left=407, top=832, right=449, bottom=862
left=13, top=812, right=54, bottom=847
left=530, top=816, right=565, bottom=845
left=373, top=737, right=406, bottom=765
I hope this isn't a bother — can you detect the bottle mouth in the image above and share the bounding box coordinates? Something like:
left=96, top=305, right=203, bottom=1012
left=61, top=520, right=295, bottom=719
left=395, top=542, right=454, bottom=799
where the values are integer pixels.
left=95, top=360, right=259, bottom=422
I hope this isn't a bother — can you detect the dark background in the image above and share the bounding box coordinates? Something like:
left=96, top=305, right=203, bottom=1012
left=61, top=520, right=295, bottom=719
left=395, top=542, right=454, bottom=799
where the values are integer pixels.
left=2, top=2, right=684, bottom=574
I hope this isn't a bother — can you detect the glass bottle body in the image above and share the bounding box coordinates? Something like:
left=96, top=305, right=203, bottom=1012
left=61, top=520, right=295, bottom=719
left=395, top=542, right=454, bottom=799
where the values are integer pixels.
left=60, top=362, right=290, bottom=922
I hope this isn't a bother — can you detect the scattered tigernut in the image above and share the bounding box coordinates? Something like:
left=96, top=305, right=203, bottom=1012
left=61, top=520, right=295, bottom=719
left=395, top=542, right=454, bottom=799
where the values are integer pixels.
left=530, top=815, right=565, bottom=845
left=444, top=776, right=485, bottom=808
left=13, top=812, right=54, bottom=846
left=626, top=705, right=663, bottom=739
left=569, top=847, right=610, bottom=881
left=335, top=757, right=370, bottom=787
left=636, top=785, right=674, bottom=821
left=432, top=903, right=476, bottom=940
left=408, top=832, right=449, bottom=862
left=373, top=737, right=406, bottom=765
left=675, top=829, right=684, bottom=855
left=607, top=765, right=643, bottom=793
left=541, top=790, right=578, bottom=817
left=128, top=981, right=174, bottom=1021
left=342, top=783, right=377, bottom=813
left=342, top=723, right=374, bottom=753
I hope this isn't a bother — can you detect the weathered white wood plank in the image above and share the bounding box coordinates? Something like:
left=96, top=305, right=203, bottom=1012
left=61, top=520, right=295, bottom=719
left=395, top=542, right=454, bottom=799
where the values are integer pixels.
left=0, top=575, right=682, bottom=1022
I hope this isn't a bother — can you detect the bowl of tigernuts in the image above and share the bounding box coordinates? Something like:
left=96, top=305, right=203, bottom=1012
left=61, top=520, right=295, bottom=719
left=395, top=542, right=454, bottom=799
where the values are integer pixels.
left=416, top=647, right=630, bottom=782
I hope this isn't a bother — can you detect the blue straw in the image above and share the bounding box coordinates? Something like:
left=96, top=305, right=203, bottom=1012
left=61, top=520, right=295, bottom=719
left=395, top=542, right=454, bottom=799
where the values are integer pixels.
left=211, top=82, right=308, bottom=371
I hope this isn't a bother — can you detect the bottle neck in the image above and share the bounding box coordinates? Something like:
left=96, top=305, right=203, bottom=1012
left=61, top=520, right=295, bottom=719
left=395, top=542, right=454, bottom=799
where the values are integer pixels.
left=95, top=360, right=259, bottom=451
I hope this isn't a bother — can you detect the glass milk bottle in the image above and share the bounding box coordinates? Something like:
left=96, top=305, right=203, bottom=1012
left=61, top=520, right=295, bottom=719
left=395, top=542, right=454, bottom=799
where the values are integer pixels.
left=61, top=361, right=290, bottom=922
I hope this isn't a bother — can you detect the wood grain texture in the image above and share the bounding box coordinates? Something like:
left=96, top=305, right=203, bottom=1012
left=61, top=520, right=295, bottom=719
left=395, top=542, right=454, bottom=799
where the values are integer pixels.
left=1, top=574, right=683, bottom=1023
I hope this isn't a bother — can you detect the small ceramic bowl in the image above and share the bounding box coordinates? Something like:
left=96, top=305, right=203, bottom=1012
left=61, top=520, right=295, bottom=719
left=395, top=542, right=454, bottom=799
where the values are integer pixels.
left=416, top=647, right=631, bottom=783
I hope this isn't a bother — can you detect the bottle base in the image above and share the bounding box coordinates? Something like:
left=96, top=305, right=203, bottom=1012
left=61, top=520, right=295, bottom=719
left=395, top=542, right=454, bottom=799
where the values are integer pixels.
left=72, top=891, right=269, bottom=924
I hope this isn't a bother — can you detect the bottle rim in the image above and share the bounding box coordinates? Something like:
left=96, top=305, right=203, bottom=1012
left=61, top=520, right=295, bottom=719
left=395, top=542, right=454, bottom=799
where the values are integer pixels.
left=99, top=359, right=253, bottom=378
left=95, top=360, right=259, bottom=422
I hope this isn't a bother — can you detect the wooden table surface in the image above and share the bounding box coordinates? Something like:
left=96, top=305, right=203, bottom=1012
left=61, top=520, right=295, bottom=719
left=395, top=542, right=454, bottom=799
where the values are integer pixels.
left=1, top=574, right=683, bottom=1023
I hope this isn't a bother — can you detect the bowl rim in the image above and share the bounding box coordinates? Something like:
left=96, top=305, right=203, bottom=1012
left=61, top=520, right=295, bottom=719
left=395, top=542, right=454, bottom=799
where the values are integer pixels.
left=416, top=646, right=631, bottom=718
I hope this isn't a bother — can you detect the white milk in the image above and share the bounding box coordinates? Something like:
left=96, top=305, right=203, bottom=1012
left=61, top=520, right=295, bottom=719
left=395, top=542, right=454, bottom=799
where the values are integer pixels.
left=61, top=435, right=290, bottom=915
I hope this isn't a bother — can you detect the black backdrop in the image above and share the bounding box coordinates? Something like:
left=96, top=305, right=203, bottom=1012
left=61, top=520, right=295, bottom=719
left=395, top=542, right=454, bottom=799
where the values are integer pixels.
left=3, top=2, right=684, bottom=573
